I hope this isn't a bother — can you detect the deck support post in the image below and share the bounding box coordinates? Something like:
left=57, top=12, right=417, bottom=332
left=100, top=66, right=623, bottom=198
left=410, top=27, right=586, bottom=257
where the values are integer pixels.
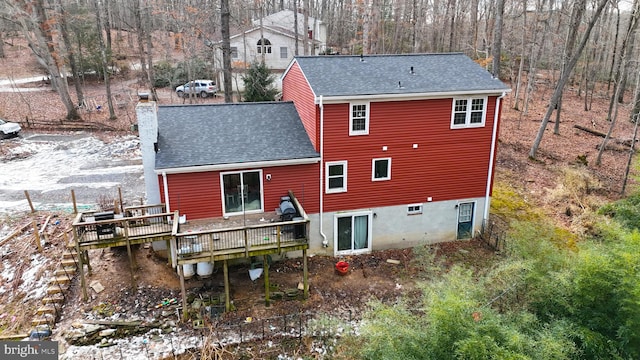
left=179, top=264, right=188, bottom=321
left=224, top=260, right=231, bottom=311
left=264, top=255, right=270, bottom=307
left=85, top=250, right=92, bottom=274
left=303, top=249, right=309, bottom=299
left=76, top=240, right=87, bottom=301
left=124, top=224, right=136, bottom=289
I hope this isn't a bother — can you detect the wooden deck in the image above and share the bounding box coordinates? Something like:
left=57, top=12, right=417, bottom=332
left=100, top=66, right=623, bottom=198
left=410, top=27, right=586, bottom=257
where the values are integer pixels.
left=72, top=202, right=310, bottom=263
left=71, top=193, right=311, bottom=309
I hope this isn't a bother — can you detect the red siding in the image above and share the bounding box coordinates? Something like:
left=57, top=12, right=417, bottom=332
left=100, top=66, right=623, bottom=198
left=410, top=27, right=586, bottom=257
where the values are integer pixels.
left=158, top=163, right=320, bottom=220
left=282, top=62, right=319, bottom=150
left=322, top=96, right=500, bottom=213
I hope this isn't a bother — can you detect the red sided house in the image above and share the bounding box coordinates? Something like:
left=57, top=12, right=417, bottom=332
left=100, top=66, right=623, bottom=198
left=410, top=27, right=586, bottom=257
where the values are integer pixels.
left=136, top=53, right=509, bottom=258
left=281, top=53, right=510, bottom=255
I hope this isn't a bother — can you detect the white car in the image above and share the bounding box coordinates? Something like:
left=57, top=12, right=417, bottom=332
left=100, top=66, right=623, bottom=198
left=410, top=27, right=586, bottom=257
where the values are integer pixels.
left=175, top=80, right=218, bottom=98
left=0, top=119, right=21, bottom=139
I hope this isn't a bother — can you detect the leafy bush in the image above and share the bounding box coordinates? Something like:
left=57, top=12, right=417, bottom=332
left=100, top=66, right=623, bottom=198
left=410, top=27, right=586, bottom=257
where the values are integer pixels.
left=599, top=192, right=640, bottom=230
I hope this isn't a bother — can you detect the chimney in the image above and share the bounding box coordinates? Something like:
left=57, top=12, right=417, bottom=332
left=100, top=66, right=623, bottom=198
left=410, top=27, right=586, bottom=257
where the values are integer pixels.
left=135, top=93, right=161, bottom=205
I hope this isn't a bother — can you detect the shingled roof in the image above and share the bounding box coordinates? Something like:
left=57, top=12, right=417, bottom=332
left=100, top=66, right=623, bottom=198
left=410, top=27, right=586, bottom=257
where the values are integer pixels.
left=289, top=53, right=510, bottom=97
left=155, top=102, right=319, bottom=170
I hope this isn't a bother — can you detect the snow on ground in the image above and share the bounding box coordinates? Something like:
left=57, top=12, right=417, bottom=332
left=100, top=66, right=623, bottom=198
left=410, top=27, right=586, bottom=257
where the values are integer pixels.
left=0, top=132, right=144, bottom=215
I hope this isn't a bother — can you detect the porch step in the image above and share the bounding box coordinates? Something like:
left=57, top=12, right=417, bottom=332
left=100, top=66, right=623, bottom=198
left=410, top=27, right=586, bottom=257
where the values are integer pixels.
left=62, top=251, right=77, bottom=259
left=61, top=259, right=77, bottom=268
left=46, top=285, right=68, bottom=295
left=42, top=295, right=64, bottom=305
left=49, top=276, right=72, bottom=285
left=36, top=306, right=57, bottom=316
left=53, top=268, right=76, bottom=277
left=31, top=315, right=55, bottom=327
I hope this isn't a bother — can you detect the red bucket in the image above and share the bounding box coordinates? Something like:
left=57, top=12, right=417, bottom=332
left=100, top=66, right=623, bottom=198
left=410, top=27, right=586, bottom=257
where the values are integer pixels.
left=335, top=261, right=349, bottom=275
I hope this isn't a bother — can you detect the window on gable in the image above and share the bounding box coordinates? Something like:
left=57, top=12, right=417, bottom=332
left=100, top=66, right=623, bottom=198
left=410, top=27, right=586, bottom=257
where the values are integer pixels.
left=372, top=158, right=391, bottom=181
left=350, top=102, right=369, bottom=135
left=257, top=38, right=272, bottom=54
left=326, top=161, right=347, bottom=193
left=451, top=97, right=487, bottom=128
left=280, top=47, right=288, bottom=59
left=231, top=47, right=238, bottom=59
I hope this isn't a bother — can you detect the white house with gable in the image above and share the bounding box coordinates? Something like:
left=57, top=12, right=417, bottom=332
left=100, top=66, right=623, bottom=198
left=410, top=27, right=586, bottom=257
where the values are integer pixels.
left=217, top=10, right=327, bottom=73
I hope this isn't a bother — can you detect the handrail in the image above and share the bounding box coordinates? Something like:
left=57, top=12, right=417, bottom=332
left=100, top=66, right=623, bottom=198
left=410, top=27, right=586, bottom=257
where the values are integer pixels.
left=174, top=218, right=307, bottom=237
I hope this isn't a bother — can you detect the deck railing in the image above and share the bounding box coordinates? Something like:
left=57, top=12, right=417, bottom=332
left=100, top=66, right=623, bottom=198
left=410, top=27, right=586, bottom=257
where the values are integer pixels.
left=72, top=204, right=176, bottom=246
left=171, top=218, right=309, bottom=266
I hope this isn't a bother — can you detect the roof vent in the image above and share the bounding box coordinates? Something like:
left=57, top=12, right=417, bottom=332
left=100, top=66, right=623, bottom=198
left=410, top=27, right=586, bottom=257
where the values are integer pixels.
left=360, top=54, right=365, bottom=62
left=410, top=66, right=415, bottom=75
left=398, top=81, right=404, bottom=89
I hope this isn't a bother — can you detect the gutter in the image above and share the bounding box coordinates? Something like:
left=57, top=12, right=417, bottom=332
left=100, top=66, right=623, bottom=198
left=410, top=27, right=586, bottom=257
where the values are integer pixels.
left=319, top=95, right=328, bottom=247
left=162, top=171, right=171, bottom=213
left=483, top=91, right=507, bottom=223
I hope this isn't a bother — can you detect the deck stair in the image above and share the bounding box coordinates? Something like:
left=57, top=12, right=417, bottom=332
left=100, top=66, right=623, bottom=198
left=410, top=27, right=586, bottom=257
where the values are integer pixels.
left=30, top=247, right=79, bottom=329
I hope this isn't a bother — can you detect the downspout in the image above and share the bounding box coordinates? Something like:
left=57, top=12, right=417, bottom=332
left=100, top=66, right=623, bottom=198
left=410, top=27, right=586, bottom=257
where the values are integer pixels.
left=483, top=91, right=507, bottom=224
left=162, top=171, right=171, bottom=213
left=319, top=95, right=328, bottom=247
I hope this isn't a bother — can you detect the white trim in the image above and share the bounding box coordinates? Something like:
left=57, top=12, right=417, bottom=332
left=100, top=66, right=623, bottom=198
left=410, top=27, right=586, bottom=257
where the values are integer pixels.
left=319, top=95, right=328, bottom=247
left=162, top=172, right=170, bottom=212
left=155, top=157, right=320, bottom=175
left=371, top=157, right=391, bottom=181
left=484, top=92, right=506, bottom=222
left=349, top=101, right=370, bottom=136
left=450, top=96, right=488, bottom=129
left=325, top=161, right=347, bottom=193
left=315, top=89, right=509, bottom=104
left=334, top=210, right=373, bottom=256
left=220, top=169, right=264, bottom=217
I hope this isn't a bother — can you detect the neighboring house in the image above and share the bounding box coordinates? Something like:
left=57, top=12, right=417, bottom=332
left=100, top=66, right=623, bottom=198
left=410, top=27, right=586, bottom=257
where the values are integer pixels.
left=281, top=53, right=510, bottom=255
left=137, top=53, right=510, bottom=257
left=214, top=10, right=327, bottom=91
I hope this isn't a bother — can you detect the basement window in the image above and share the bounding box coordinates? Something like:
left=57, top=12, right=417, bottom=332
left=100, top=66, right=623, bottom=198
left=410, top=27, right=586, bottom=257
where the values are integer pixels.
left=407, top=204, right=422, bottom=215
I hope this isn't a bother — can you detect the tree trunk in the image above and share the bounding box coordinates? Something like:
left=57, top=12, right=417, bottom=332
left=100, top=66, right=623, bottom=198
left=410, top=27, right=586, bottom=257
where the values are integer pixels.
left=529, top=0, right=610, bottom=158
left=221, top=0, right=233, bottom=102
left=95, top=0, right=116, bottom=120
left=55, top=0, right=84, bottom=107
left=491, top=0, right=504, bottom=77
left=17, top=0, right=80, bottom=120
left=0, top=32, right=5, bottom=58
left=134, top=0, right=149, bottom=92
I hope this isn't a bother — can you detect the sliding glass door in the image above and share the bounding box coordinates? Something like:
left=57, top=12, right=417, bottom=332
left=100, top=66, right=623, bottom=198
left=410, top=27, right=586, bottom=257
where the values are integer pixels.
left=221, top=170, right=263, bottom=215
left=335, top=211, right=372, bottom=255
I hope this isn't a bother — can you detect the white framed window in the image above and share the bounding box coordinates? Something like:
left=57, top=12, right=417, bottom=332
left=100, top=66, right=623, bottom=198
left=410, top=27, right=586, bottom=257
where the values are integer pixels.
left=280, top=47, right=288, bottom=59
left=326, top=161, right=347, bottom=193
left=230, top=46, right=238, bottom=59
left=372, top=158, right=391, bottom=181
left=451, top=97, right=487, bottom=128
left=407, top=204, right=422, bottom=215
left=350, top=102, right=369, bottom=135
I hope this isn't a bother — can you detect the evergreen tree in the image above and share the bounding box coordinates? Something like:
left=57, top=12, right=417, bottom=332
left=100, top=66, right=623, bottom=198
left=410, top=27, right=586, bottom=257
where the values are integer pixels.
left=242, top=62, right=278, bottom=102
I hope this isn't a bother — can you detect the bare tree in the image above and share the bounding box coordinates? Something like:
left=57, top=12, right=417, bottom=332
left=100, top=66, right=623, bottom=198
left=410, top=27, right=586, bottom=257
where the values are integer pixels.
left=5, top=0, right=80, bottom=120
left=491, top=0, right=505, bottom=77
left=529, top=0, right=610, bottom=159
left=221, top=0, right=233, bottom=102
left=94, top=0, right=116, bottom=120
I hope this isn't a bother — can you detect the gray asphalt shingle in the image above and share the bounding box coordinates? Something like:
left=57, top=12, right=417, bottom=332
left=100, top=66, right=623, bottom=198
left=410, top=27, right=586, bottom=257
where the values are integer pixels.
left=292, top=53, right=510, bottom=97
left=155, top=102, right=319, bottom=170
